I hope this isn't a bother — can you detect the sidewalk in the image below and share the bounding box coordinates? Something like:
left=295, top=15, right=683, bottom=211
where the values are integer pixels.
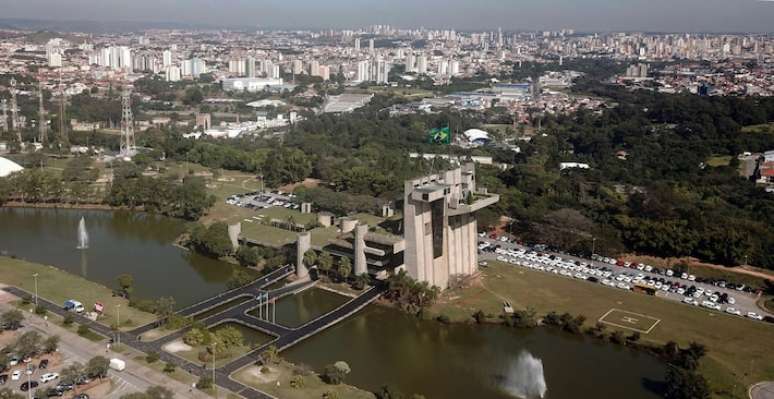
left=0, top=301, right=211, bottom=399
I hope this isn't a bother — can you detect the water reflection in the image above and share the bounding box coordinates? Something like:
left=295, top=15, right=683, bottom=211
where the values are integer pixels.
left=0, top=207, right=237, bottom=307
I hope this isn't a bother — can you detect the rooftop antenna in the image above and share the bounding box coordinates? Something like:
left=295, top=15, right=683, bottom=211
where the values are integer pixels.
left=9, top=77, right=20, bottom=143
left=38, top=81, right=47, bottom=145
left=120, top=83, right=135, bottom=157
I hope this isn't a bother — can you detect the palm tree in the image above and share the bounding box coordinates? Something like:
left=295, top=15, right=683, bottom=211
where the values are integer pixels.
left=338, top=257, right=352, bottom=282
left=354, top=273, right=370, bottom=290
left=318, top=251, right=333, bottom=278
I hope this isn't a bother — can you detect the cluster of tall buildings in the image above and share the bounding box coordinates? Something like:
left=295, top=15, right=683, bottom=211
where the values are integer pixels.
left=88, top=46, right=133, bottom=72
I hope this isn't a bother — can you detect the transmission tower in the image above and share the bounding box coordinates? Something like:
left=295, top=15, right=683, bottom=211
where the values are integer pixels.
left=120, top=86, right=135, bottom=157
left=0, top=99, right=7, bottom=132
left=57, top=70, right=68, bottom=146
left=9, top=78, right=20, bottom=143
left=38, top=81, right=47, bottom=145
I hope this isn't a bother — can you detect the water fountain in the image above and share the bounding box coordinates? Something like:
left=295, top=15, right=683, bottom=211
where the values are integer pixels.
left=503, top=351, right=547, bottom=399
left=76, top=217, right=89, bottom=250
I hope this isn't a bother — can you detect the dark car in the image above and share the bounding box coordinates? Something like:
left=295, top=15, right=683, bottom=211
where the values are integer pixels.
left=46, top=388, right=64, bottom=397
left=20, top=381, right=39, bottom=391
left=74, top=394, right=89, bottom=399
left=55, top=383, right=74, bottom=392
left=38, top=359, right=49, bottom=370
left=0, top=374, right=7, bottom=385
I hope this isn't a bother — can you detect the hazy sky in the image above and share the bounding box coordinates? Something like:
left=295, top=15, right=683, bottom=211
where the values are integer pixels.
left=2, top=0, right=774, bottom=32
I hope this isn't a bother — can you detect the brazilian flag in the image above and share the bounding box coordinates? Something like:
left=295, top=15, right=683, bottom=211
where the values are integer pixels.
left=428, top=126, right=451, bottom=145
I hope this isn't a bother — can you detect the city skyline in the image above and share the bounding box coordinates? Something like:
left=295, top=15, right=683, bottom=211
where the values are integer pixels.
left=1, top=0, right=774, bottom=33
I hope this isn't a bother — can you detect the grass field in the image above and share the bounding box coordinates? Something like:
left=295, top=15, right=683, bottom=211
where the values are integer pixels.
left=233, top=360, right=374, bottom=399
left=429, top=261, right=774, bottom=399
left=0, top=256, right=157, bottom=330
left=598, top=309, right=661, bottom=333
left=706, top=155, right=732, bottom=167
left=741, top=122, right=774, bottom=134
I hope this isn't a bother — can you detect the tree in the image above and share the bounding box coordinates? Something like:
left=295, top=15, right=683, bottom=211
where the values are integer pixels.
left=189, top=222, right=233, bottom=258
left=214, top=326, right=244, bottom=350
left=163, top=362, right=176, bottom=374
left=86, top=356, right=110, bottom=379
left=117, top=274, right=134, bottom=298
left=353, top=273, right=370, bottom=290
left=664, top=367, right=710, bottom=399
left=1, top=310, right=23, bottom=330
left=261, top=345, right=280, bottom=365
left=155, top=296, right=176, bottom=319
left=43, top=336, right=59, bottom=353
left=14, top=331, right=42, bottom=358
left=322, top=361, right=350, bottom=385
left=317, top=252, right=334, bottom=278
left=236, top=246, right=261, bottom=267
left=303, top=250, right=318, bottom=268
left=338, top=257, right=352, bottom=281
left=146, top=351, right=160, bottom=364
left=61, top=362, right=84, bottom=384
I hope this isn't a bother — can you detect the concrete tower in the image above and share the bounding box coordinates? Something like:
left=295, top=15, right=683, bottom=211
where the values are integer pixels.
left=403, top=163, right=499, bottom=289
left=296, top=232, right=311, bottom=279
left=354, top=223, right=368, bottom=276
left=57, top=71, right=68, bottom=146
left=38, top=82, right=47, bottom=145
left=120, top=86, right=135, bottom=157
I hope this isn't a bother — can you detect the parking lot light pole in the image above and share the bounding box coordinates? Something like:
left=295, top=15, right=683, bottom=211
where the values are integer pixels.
left=116, top=304, right=121, bottom=346
left=32, top=273, right=39, bottom=307
left=212, top=342, right=217, bottom=399
left=591, top=237, right=596, bottom=257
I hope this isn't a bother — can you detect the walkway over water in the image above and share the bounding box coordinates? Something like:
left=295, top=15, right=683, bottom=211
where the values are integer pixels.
left=3, top=266, right=384, bottom=399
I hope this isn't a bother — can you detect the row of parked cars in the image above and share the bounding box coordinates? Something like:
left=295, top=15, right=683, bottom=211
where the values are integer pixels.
left=488, top=246, right=768, bottom=322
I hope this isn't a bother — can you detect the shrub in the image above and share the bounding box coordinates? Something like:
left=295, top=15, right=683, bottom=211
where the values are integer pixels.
left=435, top=314, right=450, bottom=324
left=146, top=351, right=160, bottom=364
left=34, top=305, right=47, bottom=316
left=163, top=362, right=176, bottom=374
left=77, top=324, right=90, bottom=336
left=63, top=314, right=74, bottom=326
left=196, top=375, right=213, bottom=390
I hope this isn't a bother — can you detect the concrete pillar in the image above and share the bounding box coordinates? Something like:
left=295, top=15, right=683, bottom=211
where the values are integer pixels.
left=227, top=222, right=241, bottom=252
left=301, top=202, right=312, bottom=214
left=354, top=223, right=368, bottom=276
left=296, top=232, right=311, bottom=279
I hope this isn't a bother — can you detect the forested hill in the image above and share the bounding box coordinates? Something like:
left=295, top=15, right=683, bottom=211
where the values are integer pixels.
left=494, top=84, right=774, bottom=269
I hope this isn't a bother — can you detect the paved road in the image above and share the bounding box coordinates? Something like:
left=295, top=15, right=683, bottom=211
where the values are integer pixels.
left=0, top=302, right=208, bottom=399
left=2, top=272, right=384, bottom=399
left=750, top=382, right=774, bottom=399
left=480, top=238, right=772, bottom=318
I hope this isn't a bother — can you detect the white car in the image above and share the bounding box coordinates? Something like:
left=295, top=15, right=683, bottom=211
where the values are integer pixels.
left=40, top=373, right=59, bottom=383
left=747, top=312, right=764, bottom=321
left=727, top=297, right=736, bottom=305
left=11, top=371, right=21, bottom=381
left=725, top=307, right=741, bottom=316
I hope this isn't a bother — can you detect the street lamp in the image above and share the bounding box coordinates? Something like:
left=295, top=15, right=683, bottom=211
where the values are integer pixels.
left=591, top=237, right=597, bottom=257
left=116, top=304, right=121, bottom=346
left=32, top=273, right=39, bottom=307
left=212, top=342, right=217, bottom=399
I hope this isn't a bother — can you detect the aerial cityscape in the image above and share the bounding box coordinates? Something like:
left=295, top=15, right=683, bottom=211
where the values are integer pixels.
left=0, top=1, right=773, bottom=399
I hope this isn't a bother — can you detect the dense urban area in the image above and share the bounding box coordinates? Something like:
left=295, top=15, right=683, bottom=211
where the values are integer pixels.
left=0, top=18, right=773, bottom=399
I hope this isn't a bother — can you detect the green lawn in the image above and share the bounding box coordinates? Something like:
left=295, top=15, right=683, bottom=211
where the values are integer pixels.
left=706, top=155, right=732, bottom=167
left=429, top=261, right=774, bottom=399
left=310, top=226, right=340, bottom=248
left=240, top=223, right=298, bottom=247
left=0, top=256, right=157, bottom=329
left=741, top=122, right=774, bottom=134
left=233, top=361, right=374, bottom=399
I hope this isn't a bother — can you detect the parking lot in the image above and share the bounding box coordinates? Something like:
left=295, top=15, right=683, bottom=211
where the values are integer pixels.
left=225, top=191, right=298, bottom=211
left=479, top=237, right=771, bottom=322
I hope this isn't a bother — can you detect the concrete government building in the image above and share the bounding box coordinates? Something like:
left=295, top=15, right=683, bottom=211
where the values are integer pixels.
left=403, top=163, right=499, bottom=289
left=289, top=163, right=498, bottom=290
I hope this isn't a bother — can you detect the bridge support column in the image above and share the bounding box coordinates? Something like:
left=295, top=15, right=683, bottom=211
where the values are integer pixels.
left=296, top=232, right=311, bottom=279
left=354, top=223, right=368, bottom=276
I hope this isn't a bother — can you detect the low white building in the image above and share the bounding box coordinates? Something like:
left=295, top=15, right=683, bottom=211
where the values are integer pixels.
left=222, top=77, right=284, bottom=92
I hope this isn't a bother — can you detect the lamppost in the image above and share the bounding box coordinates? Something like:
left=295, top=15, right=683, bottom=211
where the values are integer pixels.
left=32, top=273, right=39, bottom=307
left=211, top=342, right=217, bottom=399
left=591, top=237, right=597, bottom=258
left=116, top=304, right=121, bottom=346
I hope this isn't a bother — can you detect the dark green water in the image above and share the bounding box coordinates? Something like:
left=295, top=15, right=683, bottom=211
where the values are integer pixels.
left=0, top=207, right=237, bottom=307
left=0, top=207, right=666, bottom=399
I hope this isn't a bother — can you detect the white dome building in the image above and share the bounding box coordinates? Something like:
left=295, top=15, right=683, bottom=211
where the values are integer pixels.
left=0, top=156, right=24, bottom=177
left=463, top=129, right=491, bottom=146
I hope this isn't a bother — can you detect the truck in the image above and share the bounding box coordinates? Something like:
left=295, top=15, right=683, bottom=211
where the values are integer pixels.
left=63, top=300, right=85, bottom=313
left=109, top=358, right=125, bottom=372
